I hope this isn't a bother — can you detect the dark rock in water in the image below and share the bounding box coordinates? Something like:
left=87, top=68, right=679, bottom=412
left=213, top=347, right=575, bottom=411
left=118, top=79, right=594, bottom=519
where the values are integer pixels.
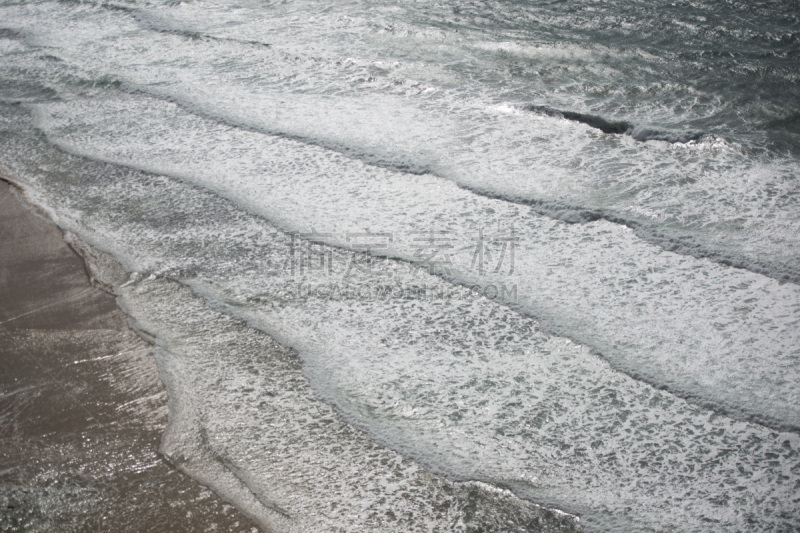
left=524, top=104, right=703, bottom=143
left=524, top=105, right=633, bottom=134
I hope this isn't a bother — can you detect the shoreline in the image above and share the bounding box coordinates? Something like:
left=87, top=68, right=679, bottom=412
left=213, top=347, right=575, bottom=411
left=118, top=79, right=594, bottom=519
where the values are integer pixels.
left=0, top=179, right=260, bottom=531
left=0, top=178, right=584, bottom=532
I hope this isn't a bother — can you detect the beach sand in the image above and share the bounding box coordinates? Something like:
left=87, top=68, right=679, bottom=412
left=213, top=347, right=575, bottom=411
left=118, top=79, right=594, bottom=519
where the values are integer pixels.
left=0, top=179, right=260, bottom=531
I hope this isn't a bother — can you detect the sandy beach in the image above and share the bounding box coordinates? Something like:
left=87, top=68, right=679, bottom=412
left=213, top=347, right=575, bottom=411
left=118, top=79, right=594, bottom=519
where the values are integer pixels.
left=0, top=179, right=259, bottom=531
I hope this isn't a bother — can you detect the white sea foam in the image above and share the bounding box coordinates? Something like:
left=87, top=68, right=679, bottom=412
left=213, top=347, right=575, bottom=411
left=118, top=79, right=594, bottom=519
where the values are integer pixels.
left=31, top=95, right=800, bottom=432
left=2, top=0, right=799, bottom=531
left=0, top=94, right=795, bottom=530
left=3, top=0, right=795, bottom=282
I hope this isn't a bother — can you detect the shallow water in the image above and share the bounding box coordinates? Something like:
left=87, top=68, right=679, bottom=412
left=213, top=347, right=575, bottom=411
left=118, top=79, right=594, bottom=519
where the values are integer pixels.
left=0, top=0, right=798, bottom=531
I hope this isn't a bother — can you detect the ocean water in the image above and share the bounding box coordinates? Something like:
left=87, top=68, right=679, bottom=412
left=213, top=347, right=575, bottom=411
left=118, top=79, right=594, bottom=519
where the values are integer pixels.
left=0, top=0, right=798, bottom=531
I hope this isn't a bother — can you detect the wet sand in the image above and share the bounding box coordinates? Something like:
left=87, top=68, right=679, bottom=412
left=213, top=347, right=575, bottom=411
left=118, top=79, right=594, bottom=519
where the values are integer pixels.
left=0, top=180, right=260, bottom=531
